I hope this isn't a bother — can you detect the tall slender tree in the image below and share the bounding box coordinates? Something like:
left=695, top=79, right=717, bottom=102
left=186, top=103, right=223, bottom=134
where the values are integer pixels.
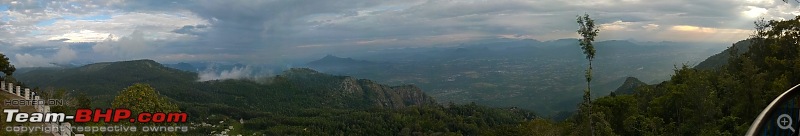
left=577, top=13, right=599, bottom=136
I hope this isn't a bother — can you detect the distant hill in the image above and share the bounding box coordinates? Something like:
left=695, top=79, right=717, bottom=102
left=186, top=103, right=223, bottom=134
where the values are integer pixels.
left=15, top=60, right=196, bottom=102
left=306, top=55, right=383, bottom=74
left=613, top=77, right=647, bottom=95
left=164, top=62, right=197, bottom=72
left=307, top=55, right=376, bottom=66
left=14, top=67, right=68, bottom=75
left=15, top=59, right=435, bottom=116
left=694, top=39, right=754, bottom=70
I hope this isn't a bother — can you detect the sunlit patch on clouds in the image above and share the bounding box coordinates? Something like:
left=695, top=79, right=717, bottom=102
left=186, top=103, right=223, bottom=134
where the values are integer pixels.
left=745, top=0, right=775, bottom=6
left=2, top=1, right=208, bottom=67
left=36, top=11, right=208, bottom=43
left=47, top=30, right=110, bottom=42
left=642, top=24, right=659, bottom=31
left=599, top=21, right=636, bottom=31
left=742, top=6, right=769, bottom=18
left=669, top=25, right=752, bottom=35
left=497, top=34, right=537, bottom=40
left=661, top=25, right=751, bottom=42
left=671, top=25, right=719, bottom=33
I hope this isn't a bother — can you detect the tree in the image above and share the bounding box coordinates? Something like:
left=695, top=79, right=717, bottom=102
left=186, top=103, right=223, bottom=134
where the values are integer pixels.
left=0, top=53, right=15, bottom=77
left=577, top=13, right=599, bottom=136
left=112, top=83, right=180, bottom=136
left=74, top=93, right=92, bottom=109
left=520, top=118, right=562, bottom=136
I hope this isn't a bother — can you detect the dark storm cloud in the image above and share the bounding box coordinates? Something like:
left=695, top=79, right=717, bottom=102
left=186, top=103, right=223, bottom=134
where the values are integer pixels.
left=171, top=25, right=207, bottom=35
left=100, top=0, right=391, bottom=59
left=104, top=0, right=792, bottom=62
left=186, top=0, right=384, bottom=47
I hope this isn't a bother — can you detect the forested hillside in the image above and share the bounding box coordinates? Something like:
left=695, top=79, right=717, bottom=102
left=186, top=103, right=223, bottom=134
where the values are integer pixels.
left=531, top=17, right=800, bottom=135
left=13, top=60, right=535, bottom=135
left=694, top=39, right=754, bottom=70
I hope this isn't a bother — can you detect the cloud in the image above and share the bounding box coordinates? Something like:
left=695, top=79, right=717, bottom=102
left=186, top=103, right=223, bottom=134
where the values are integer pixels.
left=171, top=25, right=208, bottom=35
left=642, top=24, right=660, bottom=31
left=13, top=53, right=52, bottom=67
left=35, top=11, right=208, bottom=43
left=657, top=25, right=751, bottom=42
left=197, top=65, right=265, bottom=81
left=668, top=25, right=751, bottom=36
left=53, top=45, right=77, bottom=63
left=47, top=30, right=111, bottom=43
left=92, top=30, right=155, bottom=59
left=599, top=21, right=636, bottom=31
left=13, top=45, right=77, bottom=67
left=742, top=6, right=769, bottom=18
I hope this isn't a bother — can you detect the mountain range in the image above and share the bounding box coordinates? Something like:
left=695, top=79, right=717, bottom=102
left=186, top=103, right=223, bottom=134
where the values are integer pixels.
left=14, top=60, right=435, bottom=116
left=303, top=39, right=726, bottom=115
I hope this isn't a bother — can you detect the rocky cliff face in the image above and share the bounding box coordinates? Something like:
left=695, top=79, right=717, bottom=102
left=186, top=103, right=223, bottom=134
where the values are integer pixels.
left=354, top=79, right=435, bottom=109
left=391, top=85, right=435, bottom=108
left=284, top=68, right=436, bottom=109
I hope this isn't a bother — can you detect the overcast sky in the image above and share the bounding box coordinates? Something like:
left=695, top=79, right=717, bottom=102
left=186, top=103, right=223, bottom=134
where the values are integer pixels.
left=0, top=0, right=798, bottom=67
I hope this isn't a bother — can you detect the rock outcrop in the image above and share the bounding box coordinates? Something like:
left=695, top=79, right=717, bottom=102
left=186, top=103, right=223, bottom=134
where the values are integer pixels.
left=284, top=68, right=436, bottom=109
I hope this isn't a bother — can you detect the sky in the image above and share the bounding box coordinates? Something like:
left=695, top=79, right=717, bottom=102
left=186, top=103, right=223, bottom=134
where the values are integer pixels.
left=0, top=0, right=798, bottom=67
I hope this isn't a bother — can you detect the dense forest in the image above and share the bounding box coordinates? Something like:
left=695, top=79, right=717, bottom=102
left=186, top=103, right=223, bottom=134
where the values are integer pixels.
left=528, top=16, right=800, bottom=135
